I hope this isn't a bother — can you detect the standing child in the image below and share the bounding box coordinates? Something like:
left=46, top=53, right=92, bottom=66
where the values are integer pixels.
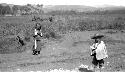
left=33, top=23, right=43, bottom=55
left=90, top=34, right=108, bottom=72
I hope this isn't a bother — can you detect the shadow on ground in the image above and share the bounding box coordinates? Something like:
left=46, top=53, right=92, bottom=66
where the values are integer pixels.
left=79, top=68, right=93, bottom=72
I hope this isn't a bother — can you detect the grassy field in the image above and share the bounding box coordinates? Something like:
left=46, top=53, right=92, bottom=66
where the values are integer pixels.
left=0, top=14, right=125, bottom=72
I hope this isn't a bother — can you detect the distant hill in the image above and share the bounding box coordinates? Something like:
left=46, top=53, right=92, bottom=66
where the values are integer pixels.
left=0, top=3, right=125, bottom=15
left=43, top=5, right=125, bottom=14
left=43, top=5, right=98, bottom=13
left=43, top=5, right=125, bottom=11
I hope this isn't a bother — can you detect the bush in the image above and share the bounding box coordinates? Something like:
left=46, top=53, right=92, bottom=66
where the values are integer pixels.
left=78, top=21, right=89, bottom=31
left=0, top=37, right=26, bottom=54
left=24, top=36, right=30, bottom=42
left=43, top=31, right=58, bottom=39
left=49, top=31, right=56, bottom=38
left=105, top=17, right=125, bottom=30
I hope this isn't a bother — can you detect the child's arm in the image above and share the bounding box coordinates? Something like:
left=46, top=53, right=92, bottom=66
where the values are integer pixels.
left=103, top=43, right=108, bottom=58
left=90, top=44, right=96, bottom=56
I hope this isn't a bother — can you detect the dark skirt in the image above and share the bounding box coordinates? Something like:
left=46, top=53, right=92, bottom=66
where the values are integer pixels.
left=92, top=55, right=104, bottom=68
left=32, top=40, right=42, bottom=51
left=36, top=40, right=42, bottom=51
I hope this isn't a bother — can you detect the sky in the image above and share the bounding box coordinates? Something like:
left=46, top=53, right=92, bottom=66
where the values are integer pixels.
left=0, top=0, right=125, bottom=7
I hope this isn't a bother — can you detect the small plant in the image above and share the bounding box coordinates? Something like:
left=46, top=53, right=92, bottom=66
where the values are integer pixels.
left=24, top=36, right=30, bottom=42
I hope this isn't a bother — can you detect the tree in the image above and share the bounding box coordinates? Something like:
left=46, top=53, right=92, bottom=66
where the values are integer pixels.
left=0, top=5, right=3, bottom=15
left=12, top=5, right=19, bottom=15
left=4, top=6, right=12, bottom=14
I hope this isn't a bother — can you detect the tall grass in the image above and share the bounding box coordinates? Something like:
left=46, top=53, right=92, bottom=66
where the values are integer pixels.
left=0, top=14, right=125, bottom=39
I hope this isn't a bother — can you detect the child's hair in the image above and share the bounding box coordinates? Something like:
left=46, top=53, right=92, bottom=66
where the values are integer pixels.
left=94, top=39, right=98, bottom=43
left=35, top=23, right=41, bottom=31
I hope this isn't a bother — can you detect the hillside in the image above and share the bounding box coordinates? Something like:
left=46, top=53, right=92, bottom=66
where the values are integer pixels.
left=0, top=3, right=125, bottom=15
left=43, top=5, right=125, bottom=13
left=43, top=5, right=98, bottom=13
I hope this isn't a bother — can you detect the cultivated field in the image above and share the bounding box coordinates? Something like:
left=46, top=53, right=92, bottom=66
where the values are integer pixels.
left=0, top=14, right=125, bottom=72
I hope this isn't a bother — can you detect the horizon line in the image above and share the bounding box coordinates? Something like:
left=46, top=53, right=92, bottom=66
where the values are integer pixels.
left=1, top=3, right=125, bottom=7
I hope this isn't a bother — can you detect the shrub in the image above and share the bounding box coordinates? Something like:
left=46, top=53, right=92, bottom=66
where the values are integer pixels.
left=24, top=36, right=31, bottom=42
left=78, top=21, right=89, bottom=31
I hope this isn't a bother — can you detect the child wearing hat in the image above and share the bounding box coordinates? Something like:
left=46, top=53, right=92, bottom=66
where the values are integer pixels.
left=90, top=34, right=108, bottom=72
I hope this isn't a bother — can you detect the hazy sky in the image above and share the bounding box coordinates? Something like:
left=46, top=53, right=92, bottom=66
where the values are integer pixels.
left=0, top=0, right=125, bottom=6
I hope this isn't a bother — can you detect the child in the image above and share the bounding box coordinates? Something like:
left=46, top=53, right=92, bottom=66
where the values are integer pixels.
left=90, top=34, right=108, bottom=72
left=32, top=23, right=42, bottom=55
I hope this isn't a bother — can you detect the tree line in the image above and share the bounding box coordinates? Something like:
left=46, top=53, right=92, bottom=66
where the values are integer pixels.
left=0, top=4, right=43, bottom=16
